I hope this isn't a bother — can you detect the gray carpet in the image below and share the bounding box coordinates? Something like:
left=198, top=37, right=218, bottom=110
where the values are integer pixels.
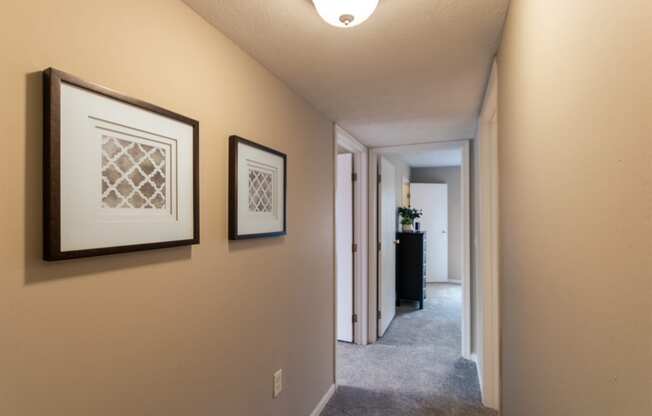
left=322, top=284, right=497, bottom=416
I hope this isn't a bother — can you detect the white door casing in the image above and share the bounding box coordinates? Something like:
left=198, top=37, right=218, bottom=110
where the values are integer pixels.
left=378, top=157, right=397, bottom=337
left=336, top=153, right=354, bottom=342
left=411, top=183, right=448, bottom=282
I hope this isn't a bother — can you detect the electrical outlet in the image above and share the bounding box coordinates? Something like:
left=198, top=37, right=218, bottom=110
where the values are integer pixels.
left=273, top=369, right=283, bottom=398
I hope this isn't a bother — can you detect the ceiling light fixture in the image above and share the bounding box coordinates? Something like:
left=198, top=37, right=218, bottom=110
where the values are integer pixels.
left=312, top=0, right=379, bottom=28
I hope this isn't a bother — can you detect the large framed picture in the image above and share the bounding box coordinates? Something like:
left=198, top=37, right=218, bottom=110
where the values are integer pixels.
left=229, top=136, right=287, bottom=240
left=43, top=68, right=199, bottom=261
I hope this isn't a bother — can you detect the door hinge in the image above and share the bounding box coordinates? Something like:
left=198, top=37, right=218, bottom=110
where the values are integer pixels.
left=352, top=172, right=357, bottom=182
left=377, top=174, right=382, bottom=183
left=377, top=241, right=381, bottom=252
left=352, top=314, right=358, bottom=323
left=352, top=243, right=358, bottom=253
left=377, top=310, right=382, bottom=320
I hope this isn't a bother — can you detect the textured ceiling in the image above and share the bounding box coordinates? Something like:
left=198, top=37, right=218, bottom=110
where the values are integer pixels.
left=396, top=148, right=462, bottom=168
left=183, top=0, right=509, bottom=147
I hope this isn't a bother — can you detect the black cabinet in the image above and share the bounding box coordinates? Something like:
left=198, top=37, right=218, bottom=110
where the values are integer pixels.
left=396, top=232, right=427, bottom=309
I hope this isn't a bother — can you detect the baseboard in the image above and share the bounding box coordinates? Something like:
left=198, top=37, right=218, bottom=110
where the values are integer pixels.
left=309, top=384, right=336, bottom=416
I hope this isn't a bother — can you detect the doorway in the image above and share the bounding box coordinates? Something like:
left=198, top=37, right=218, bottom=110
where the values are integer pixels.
left=333, top=125, right=368, bottom=346
left=411, top=183, right=448, bottom=283
left=368, top=141, right=471, bottom=358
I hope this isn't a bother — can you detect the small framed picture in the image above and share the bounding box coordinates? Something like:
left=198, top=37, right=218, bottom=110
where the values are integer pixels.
left=229, top=135, right=287, bottom=240
left=43, top=68, right=199, bottom=261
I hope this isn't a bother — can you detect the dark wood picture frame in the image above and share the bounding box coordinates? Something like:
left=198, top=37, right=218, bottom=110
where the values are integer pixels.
left=43, top=68, right=200, bottom=261
left=228, top=135, right=287, bottom=240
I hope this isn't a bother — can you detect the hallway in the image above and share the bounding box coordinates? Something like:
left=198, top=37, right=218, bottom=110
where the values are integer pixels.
left=2, top=2, right=650, bottom=416
left=324, top=284, right=496, bottom=416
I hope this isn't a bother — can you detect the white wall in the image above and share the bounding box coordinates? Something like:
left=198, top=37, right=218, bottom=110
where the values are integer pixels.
left=411, top=166, right=462, bottom=281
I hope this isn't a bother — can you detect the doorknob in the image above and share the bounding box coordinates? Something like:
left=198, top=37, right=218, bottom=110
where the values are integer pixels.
left=441, top=230, right=447, bottom=234
left=393, top=240, right=400, bottom=245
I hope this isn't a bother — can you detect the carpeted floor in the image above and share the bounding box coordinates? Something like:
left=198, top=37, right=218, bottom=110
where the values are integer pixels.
left=322, top=283, right=497, bottom=416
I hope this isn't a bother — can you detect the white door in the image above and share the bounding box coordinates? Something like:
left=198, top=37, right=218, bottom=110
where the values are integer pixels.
left=410, top=183, right=448, bottom=282
left=336, top=153, right=354, bottom=342
left=378, top=157, right=397, bottom=337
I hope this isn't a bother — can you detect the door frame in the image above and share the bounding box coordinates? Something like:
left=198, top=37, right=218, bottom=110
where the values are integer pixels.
left=367, top=141, right=471, bottom=359
left=334, top=125, right=368, bottom=345
left=475, top=60, right=500, bottom=410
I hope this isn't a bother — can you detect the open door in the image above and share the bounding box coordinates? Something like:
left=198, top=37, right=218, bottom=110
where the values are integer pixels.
left=336, top=153, right=354, bottom=342
left=378, top=156, right=397, bottom=337
left=411, top=183, right=448, bottom=282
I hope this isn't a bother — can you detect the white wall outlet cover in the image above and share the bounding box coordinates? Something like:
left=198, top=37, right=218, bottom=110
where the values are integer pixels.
left=273, top=369, right=283, bottom=398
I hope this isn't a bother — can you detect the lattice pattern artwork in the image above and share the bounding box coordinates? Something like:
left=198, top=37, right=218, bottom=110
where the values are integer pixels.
left=101, top=135, right=167, bottom=209
left=248, top=168, right=273, bottom=213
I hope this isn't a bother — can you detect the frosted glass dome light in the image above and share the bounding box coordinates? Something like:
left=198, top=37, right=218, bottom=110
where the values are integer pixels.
left=312, top=0, right=380, bottom=28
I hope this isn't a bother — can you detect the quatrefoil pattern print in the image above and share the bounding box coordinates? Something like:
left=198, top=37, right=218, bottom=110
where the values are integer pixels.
left=101, top=135, right=167, bottom=209
left=248, top=168, right=273, bottom=213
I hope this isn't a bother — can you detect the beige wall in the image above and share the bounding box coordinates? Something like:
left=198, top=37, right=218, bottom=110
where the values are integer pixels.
left=0, top=1, right=334, bottom=416
left=411, top=166, right=462, bottom=282
left=498, top=1, right=652, bottom=415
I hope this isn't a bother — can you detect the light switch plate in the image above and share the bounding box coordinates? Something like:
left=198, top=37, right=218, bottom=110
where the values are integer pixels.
left=273, top=369, right=283, bottom=398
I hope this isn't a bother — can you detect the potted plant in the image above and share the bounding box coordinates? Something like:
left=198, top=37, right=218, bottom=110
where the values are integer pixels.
left=398, top=206, right=423, bottom=232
